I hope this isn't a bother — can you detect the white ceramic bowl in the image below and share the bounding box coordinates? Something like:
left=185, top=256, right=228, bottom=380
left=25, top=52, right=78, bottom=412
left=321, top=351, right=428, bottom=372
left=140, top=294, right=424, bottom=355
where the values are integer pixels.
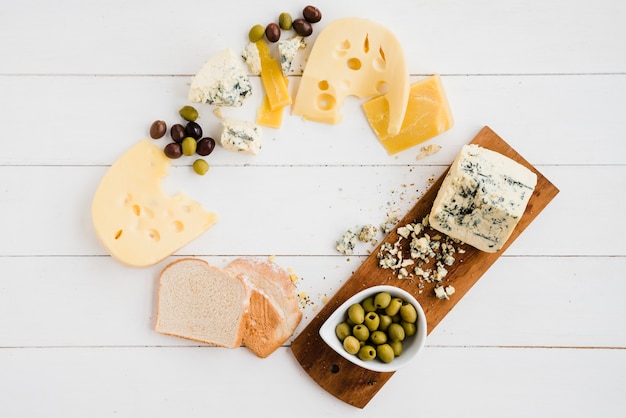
left=319, top=285, right=427, bottom=372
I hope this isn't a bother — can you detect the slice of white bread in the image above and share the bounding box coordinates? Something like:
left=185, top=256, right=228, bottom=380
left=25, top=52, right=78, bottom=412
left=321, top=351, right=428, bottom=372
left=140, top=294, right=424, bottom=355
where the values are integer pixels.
left=226, top=258, right=303, bottom=358
left=154, top=258, right=250, bottom=348
left=154, top=257, right=302, bottom=358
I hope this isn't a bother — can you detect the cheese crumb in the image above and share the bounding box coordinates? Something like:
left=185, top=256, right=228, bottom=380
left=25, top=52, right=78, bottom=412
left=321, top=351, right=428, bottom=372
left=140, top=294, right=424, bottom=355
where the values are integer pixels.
left=417, top=144, right=442, bottom=160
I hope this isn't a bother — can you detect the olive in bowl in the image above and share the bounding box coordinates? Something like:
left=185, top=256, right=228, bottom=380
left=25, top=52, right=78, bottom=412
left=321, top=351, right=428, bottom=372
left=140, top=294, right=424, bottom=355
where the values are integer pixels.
left=318, top=285, right=427, bottom=372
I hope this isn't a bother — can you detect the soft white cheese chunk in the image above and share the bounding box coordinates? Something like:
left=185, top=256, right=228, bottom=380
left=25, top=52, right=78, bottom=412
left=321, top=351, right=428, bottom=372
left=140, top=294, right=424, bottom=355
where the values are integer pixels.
left=429, top=144, right=537, bottom=253
left=220, top=118, right=262, bottom=155
left=241, top=42, right=261, bottom=75
left=188, top=48, right=253, bottom=107
left=277, top=35, right=306, bottom=75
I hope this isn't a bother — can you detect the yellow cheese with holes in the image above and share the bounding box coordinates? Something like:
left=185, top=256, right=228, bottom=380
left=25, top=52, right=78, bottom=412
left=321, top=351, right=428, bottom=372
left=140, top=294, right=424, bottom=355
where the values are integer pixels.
left=291, top=18, right=409, bottom=135
left=363, top=74, right=454, bottom=154
left=92, top=140, right=217, bottom=267
left=257, top=40, right=291, bottom=111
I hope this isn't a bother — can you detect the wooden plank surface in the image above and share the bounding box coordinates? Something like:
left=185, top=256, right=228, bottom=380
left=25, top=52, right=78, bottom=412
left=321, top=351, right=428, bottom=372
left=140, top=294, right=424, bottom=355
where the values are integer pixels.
left=291, top=126, right=559, bottom=407
left=1, top=0, right=625, bottom=416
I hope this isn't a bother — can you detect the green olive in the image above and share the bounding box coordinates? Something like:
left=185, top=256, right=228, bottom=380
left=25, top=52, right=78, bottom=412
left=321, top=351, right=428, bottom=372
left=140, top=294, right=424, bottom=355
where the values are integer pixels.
left=401, top=321, right=416, bottom=337
left=376, top=343, right=395, bottom=363
left=347, top=303, right=365, bottom=325
left=378, top=314, right=392, bottom=332
left=278, top=12, right=293, bottom=30
left=374, top=291, right=391, bottom=309
left=178, top=105, right=198, bottom=122
left=400, top=302, right=418, bottom=323
left=388, top=323, right=406, bottom=342
left=385, top=297, right=403, bottom=316
left=362, top=296, right=377, bottom=312
left=181, top=137, right=197, bottom=156
left=192, top=159, right=209, bottom=176
left=363, top=312, right=380, bottom=332
left=248, top=24, right=265, bottom=42
left=389, top=340, right=403, bottom=357
left=335, top=322, right=351, bottom=341
left=357, top=345, right=376, bottom=361
left=343, top=335, right=360, bottom=355
left=352, top=324, right=370, bottom=342
left=369, top=330, right=387, bottom=345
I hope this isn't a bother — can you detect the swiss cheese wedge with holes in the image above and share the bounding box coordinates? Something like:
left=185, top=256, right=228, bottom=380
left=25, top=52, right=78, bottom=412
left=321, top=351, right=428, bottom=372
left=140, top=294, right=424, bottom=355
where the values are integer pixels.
left=291, top=18, right=410, bottom=135
left=92, top=140, right=217, bottom=267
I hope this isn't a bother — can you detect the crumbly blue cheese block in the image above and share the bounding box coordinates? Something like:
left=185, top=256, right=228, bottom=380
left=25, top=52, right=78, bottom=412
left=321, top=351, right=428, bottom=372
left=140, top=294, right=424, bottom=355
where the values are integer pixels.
left=278, top=35, right=306, bottom=75
left=241, top=42, right=261, bottom=75
left=429, top=144, right=537, bottom=253
left=220, top=118, right=262, bottom=155
left=188, top=48, right=253, bottom=107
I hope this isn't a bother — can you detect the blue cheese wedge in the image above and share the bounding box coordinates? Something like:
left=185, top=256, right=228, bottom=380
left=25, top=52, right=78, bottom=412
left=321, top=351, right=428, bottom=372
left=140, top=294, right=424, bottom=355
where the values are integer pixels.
left=220, top=118, right=262, bottom=155
left=278, top=35, right=306, bottom=75
left=429, top=144, right=537, bottom=253
left=188, top=48, right=253, bottom=107
left=241, top=42, right=261, bottom=75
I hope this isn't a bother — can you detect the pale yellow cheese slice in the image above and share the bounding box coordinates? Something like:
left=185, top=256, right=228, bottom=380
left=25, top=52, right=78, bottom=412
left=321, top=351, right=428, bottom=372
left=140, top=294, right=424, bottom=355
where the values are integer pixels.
left=92, top=140, right=217, bottom=267
left=363, top=74, right=454, bottom=154
left=291, top=18, right=410, bottom=135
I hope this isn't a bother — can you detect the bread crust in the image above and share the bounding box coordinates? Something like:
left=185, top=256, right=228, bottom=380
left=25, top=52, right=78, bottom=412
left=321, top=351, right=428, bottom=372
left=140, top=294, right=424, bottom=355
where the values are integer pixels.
left=227, top=257, right=302, bottom=358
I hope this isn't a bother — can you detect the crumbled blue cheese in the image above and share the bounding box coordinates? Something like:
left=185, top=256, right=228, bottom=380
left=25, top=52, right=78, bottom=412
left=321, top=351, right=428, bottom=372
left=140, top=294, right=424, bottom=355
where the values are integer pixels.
left=188, top=48, right=253, bottom=107
left=278, top=35, right=306, bottom=76
left=220, top=118, right=262, bottom=155
left=434, top=285, right=456, bottom=299
left=336, top=229, right=358, bottom=255
left=377, top=215, right=464, bottom=298
left=358, top=224, right=378, bottom=245
left=241, top=42, right=261, bottom=75
left=380, top=214, right=399, bottom=234
left=429, top=144, right=537, bottom=252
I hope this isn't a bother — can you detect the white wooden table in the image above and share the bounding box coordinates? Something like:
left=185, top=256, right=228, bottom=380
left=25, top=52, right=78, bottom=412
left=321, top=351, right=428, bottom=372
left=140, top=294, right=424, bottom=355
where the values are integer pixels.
left=1, top=0, right=625, bottom=416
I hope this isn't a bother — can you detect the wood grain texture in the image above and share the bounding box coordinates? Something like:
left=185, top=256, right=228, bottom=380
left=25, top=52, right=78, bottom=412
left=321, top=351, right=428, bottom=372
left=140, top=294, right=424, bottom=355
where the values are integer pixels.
left=291, top=126, right=560, bottom=408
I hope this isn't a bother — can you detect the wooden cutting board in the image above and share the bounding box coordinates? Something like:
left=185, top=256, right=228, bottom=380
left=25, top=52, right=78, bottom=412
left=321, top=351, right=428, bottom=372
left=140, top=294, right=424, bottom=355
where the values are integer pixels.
left=290, top=126, right=560, bottom=408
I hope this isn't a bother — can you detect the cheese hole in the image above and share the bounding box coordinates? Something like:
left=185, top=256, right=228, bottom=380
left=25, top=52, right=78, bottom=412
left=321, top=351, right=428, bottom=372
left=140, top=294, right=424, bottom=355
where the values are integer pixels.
left=318, top=80, right=329, bottom=91
left=338, top=39, right=350, bottom=51
left=376, top=81, right=389, bottom=94
left=363, top=35, right=370, bottom=53
left=333, top=39, right=350, bottom=59
left=114, top=230, right=123, bottom=240
left=148, top=229, right=161, bottom=242
left=132, top=205, right=141, bottom=216
left=316, top=93, right=336, bottom=111
left=172, top=221, right=184, bottom=233
left=373, top=57, right=386, bottom=72
left=347, top=58, right=362, bottom=71
left=379, top=46, right=386, bottom=62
